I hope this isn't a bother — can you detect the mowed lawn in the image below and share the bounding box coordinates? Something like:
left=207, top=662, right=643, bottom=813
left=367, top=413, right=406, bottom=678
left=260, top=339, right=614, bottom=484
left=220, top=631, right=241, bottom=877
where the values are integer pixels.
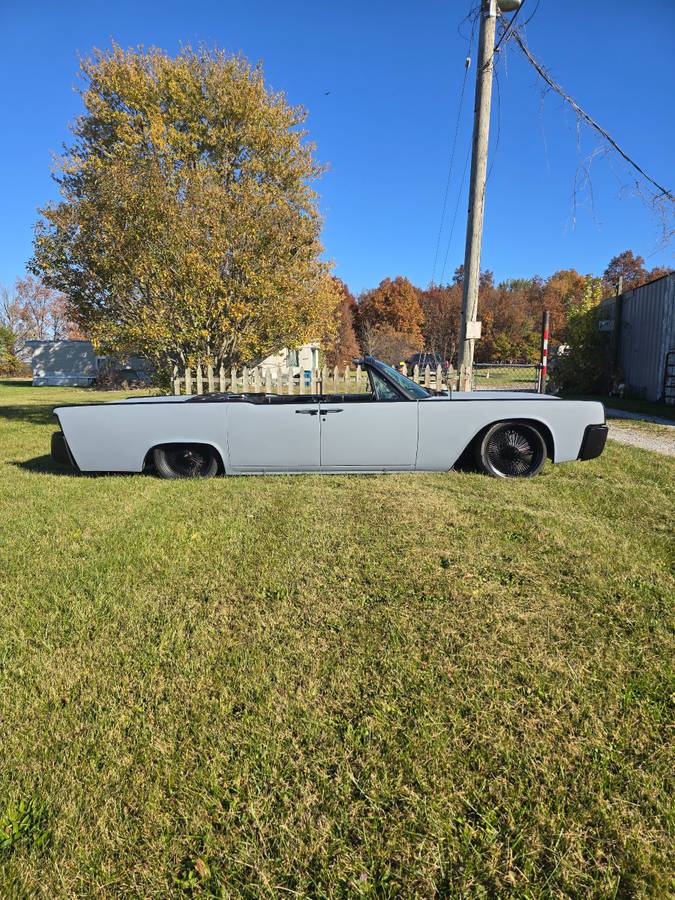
left=0, top=381, right=673, bottom=898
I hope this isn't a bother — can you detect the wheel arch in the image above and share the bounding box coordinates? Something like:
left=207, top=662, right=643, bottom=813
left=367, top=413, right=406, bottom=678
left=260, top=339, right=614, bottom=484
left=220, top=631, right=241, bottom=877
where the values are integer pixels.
left=143, top=441, right=226, bottom=474
left=463, top=417, right=555, bottom=464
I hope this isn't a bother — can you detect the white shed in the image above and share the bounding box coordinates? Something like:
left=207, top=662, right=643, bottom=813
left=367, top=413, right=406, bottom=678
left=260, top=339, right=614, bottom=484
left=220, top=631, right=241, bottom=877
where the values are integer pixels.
left=25, top=340, right=98, bottom=386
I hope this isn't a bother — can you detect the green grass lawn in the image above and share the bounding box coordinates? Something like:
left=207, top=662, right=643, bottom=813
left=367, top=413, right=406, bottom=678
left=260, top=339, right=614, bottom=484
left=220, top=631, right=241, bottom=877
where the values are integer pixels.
left=474, top=366, right=539, bottom=390
left=0, top=381, right=673, bottom=897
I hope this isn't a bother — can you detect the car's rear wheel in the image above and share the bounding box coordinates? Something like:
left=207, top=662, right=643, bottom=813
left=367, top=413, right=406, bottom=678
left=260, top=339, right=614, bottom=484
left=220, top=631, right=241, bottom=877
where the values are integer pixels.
left=152, top=444, right=219, bottom=479
left=476, top=423, right=547, bottom=478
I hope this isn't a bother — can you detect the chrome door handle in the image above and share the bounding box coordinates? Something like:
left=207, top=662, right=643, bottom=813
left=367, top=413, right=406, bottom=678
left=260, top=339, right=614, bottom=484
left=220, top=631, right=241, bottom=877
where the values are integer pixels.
left=295, top=409, right=319, bottom=415
left=321, top=409, right=343, bottom=414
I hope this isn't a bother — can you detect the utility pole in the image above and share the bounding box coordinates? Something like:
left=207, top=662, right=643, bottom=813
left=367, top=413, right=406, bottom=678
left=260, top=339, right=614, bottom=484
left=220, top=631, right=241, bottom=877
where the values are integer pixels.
left=457, top=0, right=521, bottom=391
left=537, top=309, right=550, bottom=393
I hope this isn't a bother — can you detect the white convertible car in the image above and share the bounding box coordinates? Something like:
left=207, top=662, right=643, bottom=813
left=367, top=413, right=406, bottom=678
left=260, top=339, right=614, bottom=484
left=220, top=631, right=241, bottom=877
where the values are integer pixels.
left=51, top=357, right=607, bottom=479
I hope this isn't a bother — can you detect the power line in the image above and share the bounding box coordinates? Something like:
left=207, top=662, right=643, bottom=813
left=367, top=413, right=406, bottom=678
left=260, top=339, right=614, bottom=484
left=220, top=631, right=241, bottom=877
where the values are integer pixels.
left=486, top=63, right=501, bottom=184
left=509, top=25, right=674, bottom=202
left=431, top=59, right=471, bottom=286
left=490, top=0, right=524, bottom=60
left=430, top=3, right=481, bottom=287
left=439, top=140, right=472, bottom=285
left=520, top=0, right=541, bottom=27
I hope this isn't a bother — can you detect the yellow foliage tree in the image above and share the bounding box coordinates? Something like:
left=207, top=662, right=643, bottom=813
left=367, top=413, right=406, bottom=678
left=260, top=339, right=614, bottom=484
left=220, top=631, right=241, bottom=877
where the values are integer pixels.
left=31, top=45, right=340, bottom=373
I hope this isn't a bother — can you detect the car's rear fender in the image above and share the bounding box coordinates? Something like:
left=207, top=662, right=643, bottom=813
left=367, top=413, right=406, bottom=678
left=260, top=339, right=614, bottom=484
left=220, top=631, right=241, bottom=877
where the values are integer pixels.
left=417, top=398, right=605, bottom=469
left=54, top=403, right=229, bottom=473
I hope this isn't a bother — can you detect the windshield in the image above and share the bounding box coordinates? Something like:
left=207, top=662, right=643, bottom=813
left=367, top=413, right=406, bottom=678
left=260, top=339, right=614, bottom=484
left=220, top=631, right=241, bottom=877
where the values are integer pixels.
left=379, top=362, right=430, bottom=399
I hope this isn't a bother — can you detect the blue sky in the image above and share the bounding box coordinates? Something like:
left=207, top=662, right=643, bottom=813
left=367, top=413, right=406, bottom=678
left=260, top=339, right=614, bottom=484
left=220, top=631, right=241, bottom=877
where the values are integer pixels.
left=1, top=0, right=673, bottom=295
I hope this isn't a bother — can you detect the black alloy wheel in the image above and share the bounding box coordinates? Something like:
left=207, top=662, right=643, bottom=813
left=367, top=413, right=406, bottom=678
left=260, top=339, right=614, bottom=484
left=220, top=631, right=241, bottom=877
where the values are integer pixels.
left=152, top=444, right=219, bottom=479
left=476, top=423, right=547, bottom=478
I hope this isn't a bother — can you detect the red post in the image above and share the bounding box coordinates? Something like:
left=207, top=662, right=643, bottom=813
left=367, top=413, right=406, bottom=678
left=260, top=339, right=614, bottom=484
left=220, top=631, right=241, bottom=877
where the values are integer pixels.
left=538, top=310, right=550, bottom=393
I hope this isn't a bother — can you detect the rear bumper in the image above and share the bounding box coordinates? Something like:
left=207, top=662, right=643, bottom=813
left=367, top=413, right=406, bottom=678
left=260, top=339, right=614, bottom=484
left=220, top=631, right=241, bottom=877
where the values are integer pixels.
left=578, top=424, right=608, bottom=461
left=51, top=431, right=78, bottom=469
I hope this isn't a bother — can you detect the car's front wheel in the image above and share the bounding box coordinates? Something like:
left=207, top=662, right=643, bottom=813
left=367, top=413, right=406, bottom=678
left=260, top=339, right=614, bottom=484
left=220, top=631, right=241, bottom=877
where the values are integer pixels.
left=475, top=423, right=547, bottom=478
left=152, top=444, right=219, bottom=479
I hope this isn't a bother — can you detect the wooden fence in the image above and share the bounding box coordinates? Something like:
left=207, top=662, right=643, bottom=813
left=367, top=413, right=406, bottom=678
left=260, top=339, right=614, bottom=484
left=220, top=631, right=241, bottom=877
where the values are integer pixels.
left=173, top=363, right=455, bottom=396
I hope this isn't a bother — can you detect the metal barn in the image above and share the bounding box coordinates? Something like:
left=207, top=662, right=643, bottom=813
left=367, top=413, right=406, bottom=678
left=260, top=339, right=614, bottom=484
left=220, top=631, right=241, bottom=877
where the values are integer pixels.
left=599, top=272, right=675, bottom=402
left=25, top=340, right=98, bottom=387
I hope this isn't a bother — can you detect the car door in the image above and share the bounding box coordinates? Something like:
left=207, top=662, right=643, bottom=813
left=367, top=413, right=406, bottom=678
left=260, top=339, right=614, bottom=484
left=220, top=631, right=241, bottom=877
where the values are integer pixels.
left=225, top=399, right=321, bottom=472
left=319, top=371, right=418, bottom=471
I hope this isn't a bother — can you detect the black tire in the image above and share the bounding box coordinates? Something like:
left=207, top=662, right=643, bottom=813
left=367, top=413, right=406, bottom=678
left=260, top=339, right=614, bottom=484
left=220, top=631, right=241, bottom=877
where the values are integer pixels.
left=475, top=422, right=547, bottom=478
left=152, top=444, right=219, bottom=479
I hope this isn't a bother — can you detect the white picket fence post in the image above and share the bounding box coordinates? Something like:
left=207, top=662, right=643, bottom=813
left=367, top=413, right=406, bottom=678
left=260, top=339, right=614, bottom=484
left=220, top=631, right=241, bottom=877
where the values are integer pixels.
left=176, top=360, right=460, bottom=397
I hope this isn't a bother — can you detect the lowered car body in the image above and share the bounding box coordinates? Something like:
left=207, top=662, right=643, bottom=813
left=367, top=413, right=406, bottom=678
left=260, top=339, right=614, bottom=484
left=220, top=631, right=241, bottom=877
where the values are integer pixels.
left=51, top=357, right=607, bottom=479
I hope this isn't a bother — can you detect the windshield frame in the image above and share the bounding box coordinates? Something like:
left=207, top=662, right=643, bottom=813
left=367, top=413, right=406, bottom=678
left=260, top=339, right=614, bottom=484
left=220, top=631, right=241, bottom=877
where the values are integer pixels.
left=368, top=360, right=430, bottom=400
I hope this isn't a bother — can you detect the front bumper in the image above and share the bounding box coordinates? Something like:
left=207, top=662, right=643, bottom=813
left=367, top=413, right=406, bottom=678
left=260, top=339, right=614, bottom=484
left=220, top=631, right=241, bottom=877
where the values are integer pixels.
left=51, top=431, right=77, bottom=469
left=578, top=424, right=608, bottom=461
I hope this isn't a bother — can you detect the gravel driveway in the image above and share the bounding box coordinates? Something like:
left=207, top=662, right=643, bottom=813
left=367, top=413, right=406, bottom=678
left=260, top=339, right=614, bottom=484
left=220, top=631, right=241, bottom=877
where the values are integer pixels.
left=605, top=408, right=675, bottom=457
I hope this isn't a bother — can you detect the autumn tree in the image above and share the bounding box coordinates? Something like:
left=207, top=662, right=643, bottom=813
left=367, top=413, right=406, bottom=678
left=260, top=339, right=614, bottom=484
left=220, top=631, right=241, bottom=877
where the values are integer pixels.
left=451, top=266, right=495, bottom=292
left=550, top=277, right=610, bottom=393
left=30, top=45, right=340, bottom=374
left=475, top=278, right=535, bottom=363
left=541, top=269, right=586, bottom=339
left=1, top=277, right=80, bottom=341
left=323, top=277, right=359, bottom=367
left=602, top=249, right=671, bottom=296
left=355, top=276, right=423, bottom=357
left=647, top=266, right=672, bottom=282
left=602, top=250, right=648, bottom=295
left=364, top=328, right=423, bottom=366
left=420, top=283, right=461, bottom=364
left=0, top=325, right=24, bottom=375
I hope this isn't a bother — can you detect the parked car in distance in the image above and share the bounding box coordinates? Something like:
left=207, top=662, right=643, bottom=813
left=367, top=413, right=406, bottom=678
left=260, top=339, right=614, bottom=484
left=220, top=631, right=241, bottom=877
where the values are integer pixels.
left=407, top=352, right=448, bottom=371
left=51, top=356, right=607, bottom=480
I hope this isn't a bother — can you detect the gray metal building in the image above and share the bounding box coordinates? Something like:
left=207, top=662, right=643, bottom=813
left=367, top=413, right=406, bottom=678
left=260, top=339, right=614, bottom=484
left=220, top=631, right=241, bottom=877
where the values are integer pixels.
left=599, top=272, right=674, bottom=403
left=25, top=340, right=98, bottom=386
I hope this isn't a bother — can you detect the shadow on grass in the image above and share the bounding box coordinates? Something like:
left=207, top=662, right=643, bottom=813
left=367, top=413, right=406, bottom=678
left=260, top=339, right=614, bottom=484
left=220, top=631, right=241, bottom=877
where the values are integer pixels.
left=12, top=455, right=79, bottom=476
left=12, top=456, right=153, bottom=479
left=0, top=379, right=34, bottom=389
left=0, top=404, right=59, bottom=426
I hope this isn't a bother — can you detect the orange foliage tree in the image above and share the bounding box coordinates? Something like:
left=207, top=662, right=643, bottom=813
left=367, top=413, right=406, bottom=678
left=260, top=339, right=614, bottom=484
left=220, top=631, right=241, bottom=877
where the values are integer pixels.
left=323, top=277, right=360, bottom=367
left=355, top=277, right=424, bottom=357
left=602, top=250, right=670, bottom=296
left=420, top=283, right=462, bottom=363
